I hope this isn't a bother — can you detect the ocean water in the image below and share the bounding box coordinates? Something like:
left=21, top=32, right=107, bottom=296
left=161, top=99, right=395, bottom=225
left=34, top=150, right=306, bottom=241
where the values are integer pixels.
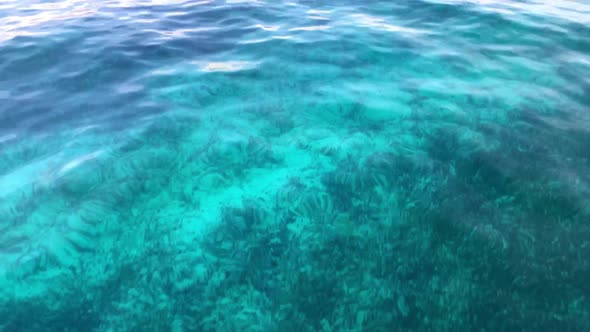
left=1, top=0, right=590, bottom=330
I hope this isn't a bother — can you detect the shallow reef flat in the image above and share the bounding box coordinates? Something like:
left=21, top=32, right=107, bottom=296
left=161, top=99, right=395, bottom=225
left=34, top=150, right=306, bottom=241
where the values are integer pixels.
left=1, top=0, right=590, bottom=331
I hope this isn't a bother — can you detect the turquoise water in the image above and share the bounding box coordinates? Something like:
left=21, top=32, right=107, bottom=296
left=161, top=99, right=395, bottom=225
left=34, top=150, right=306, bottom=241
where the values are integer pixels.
left=1, top=0, right=590, bottom=330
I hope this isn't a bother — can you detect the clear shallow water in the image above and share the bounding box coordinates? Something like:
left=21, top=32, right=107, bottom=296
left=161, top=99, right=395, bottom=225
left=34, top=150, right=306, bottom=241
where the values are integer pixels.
left=1, top=0, right=589, bottom=330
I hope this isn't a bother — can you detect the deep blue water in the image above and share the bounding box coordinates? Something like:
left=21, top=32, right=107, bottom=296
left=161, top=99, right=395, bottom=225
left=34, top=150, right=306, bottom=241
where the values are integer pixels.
left=1, top=0, right=590, bottom=331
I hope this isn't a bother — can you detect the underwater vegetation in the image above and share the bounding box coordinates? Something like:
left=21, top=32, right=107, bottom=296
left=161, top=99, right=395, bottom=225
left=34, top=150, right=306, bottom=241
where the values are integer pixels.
left=1, top=0, right=590, bottom=331
left=3, top=73, right=589, bottom=331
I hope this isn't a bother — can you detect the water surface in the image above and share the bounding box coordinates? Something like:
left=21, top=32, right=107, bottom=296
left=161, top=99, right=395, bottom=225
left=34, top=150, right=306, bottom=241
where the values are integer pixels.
left=1, top=0, right=590, bottom=331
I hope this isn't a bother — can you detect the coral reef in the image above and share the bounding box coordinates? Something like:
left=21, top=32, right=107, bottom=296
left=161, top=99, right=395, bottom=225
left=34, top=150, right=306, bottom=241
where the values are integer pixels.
left=1, top=1, right=589, bottom=331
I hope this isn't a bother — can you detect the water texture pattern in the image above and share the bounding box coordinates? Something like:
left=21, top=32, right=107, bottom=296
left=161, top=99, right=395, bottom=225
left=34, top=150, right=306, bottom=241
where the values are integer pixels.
left=1, top=0, right=590, bottom=330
